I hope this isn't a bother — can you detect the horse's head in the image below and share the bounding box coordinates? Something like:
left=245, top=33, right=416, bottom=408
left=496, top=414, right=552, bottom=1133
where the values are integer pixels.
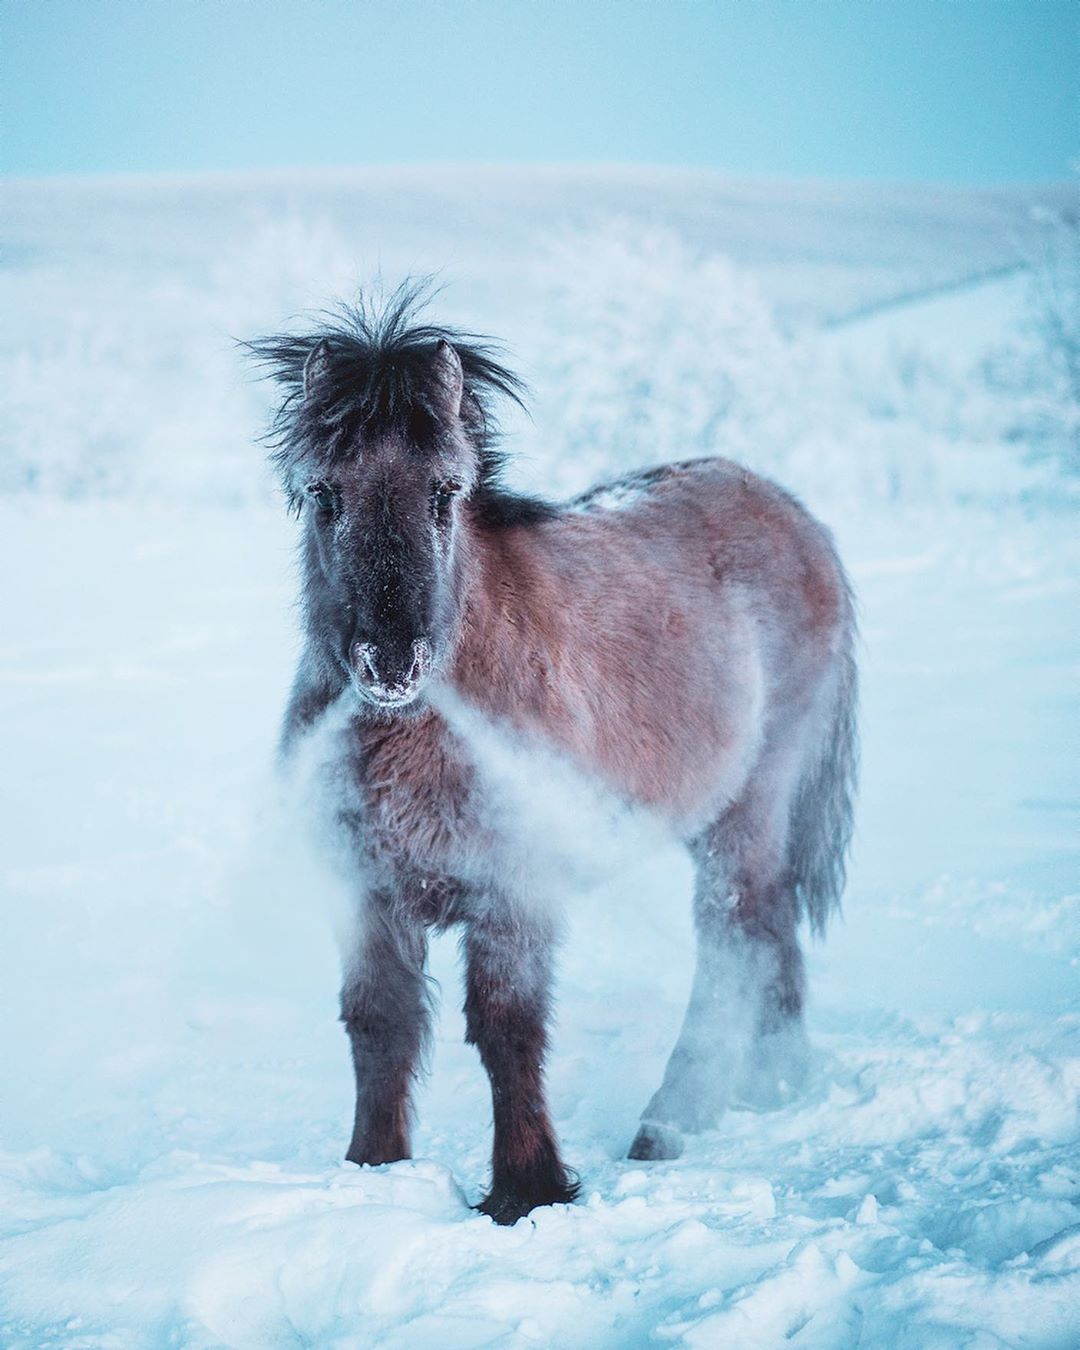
left=299, top=337, right=474, bottom=709
left=251, top=288, right=528, bottom=711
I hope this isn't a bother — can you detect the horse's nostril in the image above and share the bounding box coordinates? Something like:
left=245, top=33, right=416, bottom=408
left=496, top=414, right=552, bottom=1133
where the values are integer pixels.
left=350, top=642, right=380, bottom=685
left=408, top=639, right=432, bottom=683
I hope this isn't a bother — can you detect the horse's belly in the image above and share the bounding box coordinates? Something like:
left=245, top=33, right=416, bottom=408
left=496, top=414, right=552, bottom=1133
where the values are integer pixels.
left=590, top=680, right=763, bottom=830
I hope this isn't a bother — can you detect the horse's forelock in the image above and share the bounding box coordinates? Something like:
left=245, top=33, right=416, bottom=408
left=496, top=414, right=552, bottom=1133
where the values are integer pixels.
left=245, top=281, right=528, bottom=511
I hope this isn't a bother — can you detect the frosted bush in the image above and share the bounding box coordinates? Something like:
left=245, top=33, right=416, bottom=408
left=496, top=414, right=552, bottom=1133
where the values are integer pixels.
left=524, top=219, right=1028, bottom=514
left=528, top=219, right=791, bottom=497
left=972, top=195, right=1080, bottom=472
left=1018, top=201, right=1080, bottom=467
left=0, top=215, right=361, bottom=504
left=205, top=213, right=363, bottom=335
left=3, top=197, right=1073, bottom=515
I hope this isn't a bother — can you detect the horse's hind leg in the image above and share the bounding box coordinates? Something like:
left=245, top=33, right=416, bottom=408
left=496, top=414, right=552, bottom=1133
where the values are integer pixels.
left=628, top=772, right=806, bottom=1162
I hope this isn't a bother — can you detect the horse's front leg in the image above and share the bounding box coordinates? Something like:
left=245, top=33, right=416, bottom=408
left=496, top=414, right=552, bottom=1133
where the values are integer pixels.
left=463, top=902, right=579, bottom=1224
left=341, top=891, right=430, bottom=1166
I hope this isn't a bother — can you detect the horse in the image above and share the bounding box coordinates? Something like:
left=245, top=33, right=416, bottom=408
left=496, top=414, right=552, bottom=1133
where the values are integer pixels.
left=249, top=284, right=857, bottom=1225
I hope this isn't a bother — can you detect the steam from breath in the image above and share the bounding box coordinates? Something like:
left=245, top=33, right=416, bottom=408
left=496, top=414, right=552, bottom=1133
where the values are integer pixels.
left=270, top=691, right=370, bottom=957
left=428, top=683, right=674, bottom=921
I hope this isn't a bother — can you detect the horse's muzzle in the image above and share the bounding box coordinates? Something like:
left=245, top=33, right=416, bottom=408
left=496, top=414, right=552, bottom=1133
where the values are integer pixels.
left=349, top=638, right=433, bottom=708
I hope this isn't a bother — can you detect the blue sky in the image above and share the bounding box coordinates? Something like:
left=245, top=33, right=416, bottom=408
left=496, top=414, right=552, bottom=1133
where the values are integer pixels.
left=3, top=0, right=1077, bottom=182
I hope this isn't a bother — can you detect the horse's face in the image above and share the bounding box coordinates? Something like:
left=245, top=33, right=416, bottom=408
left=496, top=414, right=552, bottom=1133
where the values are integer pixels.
left=302, top=344, right=474, bottom=711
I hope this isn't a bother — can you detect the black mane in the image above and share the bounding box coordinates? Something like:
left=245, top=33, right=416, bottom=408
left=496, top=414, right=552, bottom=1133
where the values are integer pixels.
left=245, top=280, right=557, bottom=526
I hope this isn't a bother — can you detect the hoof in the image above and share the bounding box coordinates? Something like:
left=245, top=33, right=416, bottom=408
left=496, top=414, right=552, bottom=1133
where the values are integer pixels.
left=627, top=1120, right=684, bottom=1161
left=345, top=1143, right=409, bottom=1167
left=476, top=1169, right=580, bottom=1226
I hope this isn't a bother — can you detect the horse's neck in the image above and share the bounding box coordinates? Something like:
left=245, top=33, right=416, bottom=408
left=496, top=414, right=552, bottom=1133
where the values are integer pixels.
left=452, top=524, right=568, bottom=722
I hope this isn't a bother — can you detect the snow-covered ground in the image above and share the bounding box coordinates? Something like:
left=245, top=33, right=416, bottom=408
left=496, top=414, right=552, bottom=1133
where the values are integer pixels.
left=1, top=170, right=1078, bottom=1348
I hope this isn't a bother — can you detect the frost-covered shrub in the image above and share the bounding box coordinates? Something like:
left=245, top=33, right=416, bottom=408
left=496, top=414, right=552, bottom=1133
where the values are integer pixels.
left=205, top=213, right=362, bottom=335
left=522, top=218, right=1054, bottom=514
left=1024, top=201, right=1080, bottom=466
left=5, top=194, right=1074, bottom=515
left=0, top=308, right=254, bottom=501
left=0, top=215, right=360, bottom=503
left=976, top=198, right=1080, bottom=472
left=527, top=219, right=791, bottom=497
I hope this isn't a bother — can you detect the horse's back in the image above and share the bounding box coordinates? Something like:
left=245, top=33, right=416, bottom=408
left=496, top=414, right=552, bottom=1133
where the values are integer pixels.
left=567, top=455, right=851, bottom=663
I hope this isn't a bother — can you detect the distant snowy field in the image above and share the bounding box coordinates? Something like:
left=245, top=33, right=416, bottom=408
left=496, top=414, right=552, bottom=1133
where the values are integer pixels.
left=1, top=169, right=1078, bottom=1348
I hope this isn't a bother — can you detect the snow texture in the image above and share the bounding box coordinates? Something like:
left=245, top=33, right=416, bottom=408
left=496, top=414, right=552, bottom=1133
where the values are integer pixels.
left=1, top=168, right=1078, bottom=1349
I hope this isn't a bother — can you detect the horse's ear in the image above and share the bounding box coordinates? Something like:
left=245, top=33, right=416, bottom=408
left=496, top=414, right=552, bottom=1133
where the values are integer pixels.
left=302, top=339, right=331, bottom=399
left=432, top=339, right=464, bottom=419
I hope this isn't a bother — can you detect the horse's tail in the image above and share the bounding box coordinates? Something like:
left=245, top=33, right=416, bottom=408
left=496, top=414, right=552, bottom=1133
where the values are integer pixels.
left=788, top=574, right=859, bottom=936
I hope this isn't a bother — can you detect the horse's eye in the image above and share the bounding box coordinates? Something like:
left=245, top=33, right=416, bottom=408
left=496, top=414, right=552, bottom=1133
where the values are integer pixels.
left=306, top=481, right=336, bottom=516
left=431, top=479, right=461, bottom=525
